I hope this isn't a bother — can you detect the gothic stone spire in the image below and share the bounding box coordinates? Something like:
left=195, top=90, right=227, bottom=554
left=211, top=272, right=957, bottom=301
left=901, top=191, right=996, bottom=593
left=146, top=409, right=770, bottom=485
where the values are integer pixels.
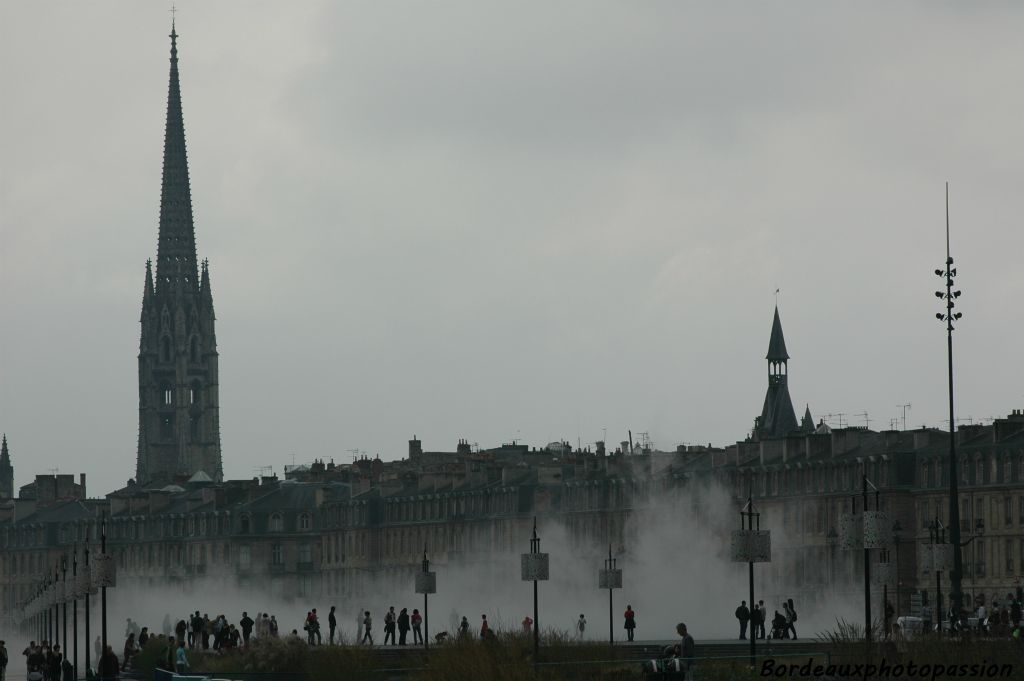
left=137, top=23, right=223, bottom=487
left=155, top=22, right=199, bottom=296
left=0, top=434, right=13, bottom=500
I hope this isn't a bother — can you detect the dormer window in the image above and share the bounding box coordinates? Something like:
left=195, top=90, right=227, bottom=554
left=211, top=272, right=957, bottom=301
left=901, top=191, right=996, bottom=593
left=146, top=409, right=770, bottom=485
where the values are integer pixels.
left=269, top=513, right=284, bottom=532
left=298, top=513, right=312, bottom=532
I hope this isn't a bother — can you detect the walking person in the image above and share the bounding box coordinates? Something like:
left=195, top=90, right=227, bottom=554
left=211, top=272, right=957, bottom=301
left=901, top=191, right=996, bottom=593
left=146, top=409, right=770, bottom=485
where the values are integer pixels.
left=121, top=633, right=137, bottom=672
left=411, top=609, right=423, bottom=645
left=576, top=614, right=587, bottom=640
left=398, top=608, right=411, bottom=645
left=480, top=615, right=490, bottom=640
left=98, top=645, right=120, bottom=681
left=735, top=600, right=750, bottom=640
left=362, top=611, right=374, bottom=646
left=304, top=611, right=315, bottom=645
left=677, top=623, right=695, bottom=681
left=0, top=639, right=7, bottom=681
left=240, top=612, right=255, bottom=647
left=459, top=616, right=470, bottom=638
left=623, top=605, right=636, bottom=642
left=311, top=608, right=322, bottom=645
left=329, top=606, right=337, bottom=645
left=784, top=598, right=798, bottom=640
left=384, top=607, right=396, bottom=645
left=175, top=642, right=189, bottom=676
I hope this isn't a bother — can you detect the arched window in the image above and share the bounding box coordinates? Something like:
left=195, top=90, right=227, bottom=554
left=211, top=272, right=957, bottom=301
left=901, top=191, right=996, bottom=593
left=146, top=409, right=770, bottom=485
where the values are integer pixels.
left=298, top=513, right=312, bottom=532
left=190, top=380, right=201, bottom=406
left=269, top=513, right=284, bottom=532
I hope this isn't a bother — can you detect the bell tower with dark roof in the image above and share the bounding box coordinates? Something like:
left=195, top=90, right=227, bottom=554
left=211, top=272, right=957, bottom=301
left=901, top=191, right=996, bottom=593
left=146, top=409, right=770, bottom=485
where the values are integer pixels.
left=0, top=434, right=13, bottom=499
left=137, top=22, right=223, bottom=486
left=756, top=307, right=799, bottom=439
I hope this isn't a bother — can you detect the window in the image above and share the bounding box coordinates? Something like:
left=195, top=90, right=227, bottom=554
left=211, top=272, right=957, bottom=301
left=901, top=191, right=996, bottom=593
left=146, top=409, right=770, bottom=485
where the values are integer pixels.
left=1006, top=497, right=1013, bottom=528
left=976, top=540, right=986, bottom=577
left=190, top=381, right=201, bottom=405
left=163, top=387, right=173, bottom=405
left=240, top=515, right=251, bottom=534
left=1019, top=497, right=1024, bottom=526
left=269, top=513, right=284, bottom=533
left=272, top=543, right=283, bottom=565
left=1006, top=539, right=1014, bottom=575
left=238, top=545, right=251, bottom=570
left=160, top=335, right=172, bottom=363
left=299, top=543, right=312, bottom=564
left=298, top=513, right=312, bottom=532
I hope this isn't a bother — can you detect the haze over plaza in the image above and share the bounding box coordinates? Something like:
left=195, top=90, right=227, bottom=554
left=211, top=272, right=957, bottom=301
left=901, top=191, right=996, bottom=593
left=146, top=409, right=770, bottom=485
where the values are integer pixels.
left=2, top=2, right=1023, bottom=496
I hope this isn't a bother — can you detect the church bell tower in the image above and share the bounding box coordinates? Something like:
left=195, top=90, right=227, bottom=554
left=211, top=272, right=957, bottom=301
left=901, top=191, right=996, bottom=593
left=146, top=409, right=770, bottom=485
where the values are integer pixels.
left=137, top=22, right=223, bottom=486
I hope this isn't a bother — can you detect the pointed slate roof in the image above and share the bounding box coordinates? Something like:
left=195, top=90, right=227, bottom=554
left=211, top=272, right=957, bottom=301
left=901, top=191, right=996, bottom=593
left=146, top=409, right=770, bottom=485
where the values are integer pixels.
left=0, top=434, right=9, bottom=466
left=766, top=306, right=790, bottom=361
left=801, top=405, right=815, bottom=433
left=155, top=22, right=199, bottom=295
left=759, top=382, right=799, bottom=439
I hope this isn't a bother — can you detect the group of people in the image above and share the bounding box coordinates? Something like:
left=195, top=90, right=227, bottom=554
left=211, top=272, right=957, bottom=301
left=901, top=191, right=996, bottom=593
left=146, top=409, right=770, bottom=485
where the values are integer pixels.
left=158, top=610, right=279, bottom=651
left=645, top=623, right=696, bottom=681
left=357, top=606, right=425, bottom=645
left=734, top=598, right=798, bottom=640
left=18, top=640, right=73, bottom=681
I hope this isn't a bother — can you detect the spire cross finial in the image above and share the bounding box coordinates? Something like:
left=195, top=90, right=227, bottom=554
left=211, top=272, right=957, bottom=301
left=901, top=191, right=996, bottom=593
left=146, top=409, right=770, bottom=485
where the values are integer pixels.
left=775, top=288, right=780, bottom=305
left=170, top=4, right=178, bottom=22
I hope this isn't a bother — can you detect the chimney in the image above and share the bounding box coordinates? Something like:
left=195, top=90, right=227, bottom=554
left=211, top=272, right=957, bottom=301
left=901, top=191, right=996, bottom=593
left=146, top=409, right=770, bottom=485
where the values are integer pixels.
left=80, top=473, right=87, bottom=498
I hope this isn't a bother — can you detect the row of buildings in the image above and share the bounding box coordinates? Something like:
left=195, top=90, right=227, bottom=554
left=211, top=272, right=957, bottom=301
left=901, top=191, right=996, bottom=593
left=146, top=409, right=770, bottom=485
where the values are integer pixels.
left=4, top=23, right=1023, bottom=630
left=4, top=403, right=1024, bottom=626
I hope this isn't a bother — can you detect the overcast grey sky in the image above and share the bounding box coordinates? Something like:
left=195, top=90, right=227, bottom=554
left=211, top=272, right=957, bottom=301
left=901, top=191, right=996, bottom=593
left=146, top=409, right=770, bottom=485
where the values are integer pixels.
left=1, top=2, right=1022, bottom=495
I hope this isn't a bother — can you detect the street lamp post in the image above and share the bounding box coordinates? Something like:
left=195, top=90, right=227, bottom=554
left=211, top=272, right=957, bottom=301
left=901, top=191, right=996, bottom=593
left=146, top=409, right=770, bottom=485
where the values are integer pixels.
left=101, top=513, right=108, bottom=655
left=521, top=518, right=549, bottom=670
left=893, top=522, right=902, bottom=619
left=84, top=540, right=91, bottom=675
left=73, top=547, right=78, bottom=680
left=54, top=564, right=60, bottom=650
left=62, top=556, right=68, bottom=662
left=731, top=488, right=771, bottom=668
left=935, top=182, right=965, bottom=621
left=415, top=548, right=436, bottom=650
left=599, top=546, right=623, bottom=647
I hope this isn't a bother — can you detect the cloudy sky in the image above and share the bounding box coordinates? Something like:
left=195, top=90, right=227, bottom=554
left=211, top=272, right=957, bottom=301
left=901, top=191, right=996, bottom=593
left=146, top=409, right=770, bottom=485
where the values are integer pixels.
left=2, top=2, right=1022, bottom=495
